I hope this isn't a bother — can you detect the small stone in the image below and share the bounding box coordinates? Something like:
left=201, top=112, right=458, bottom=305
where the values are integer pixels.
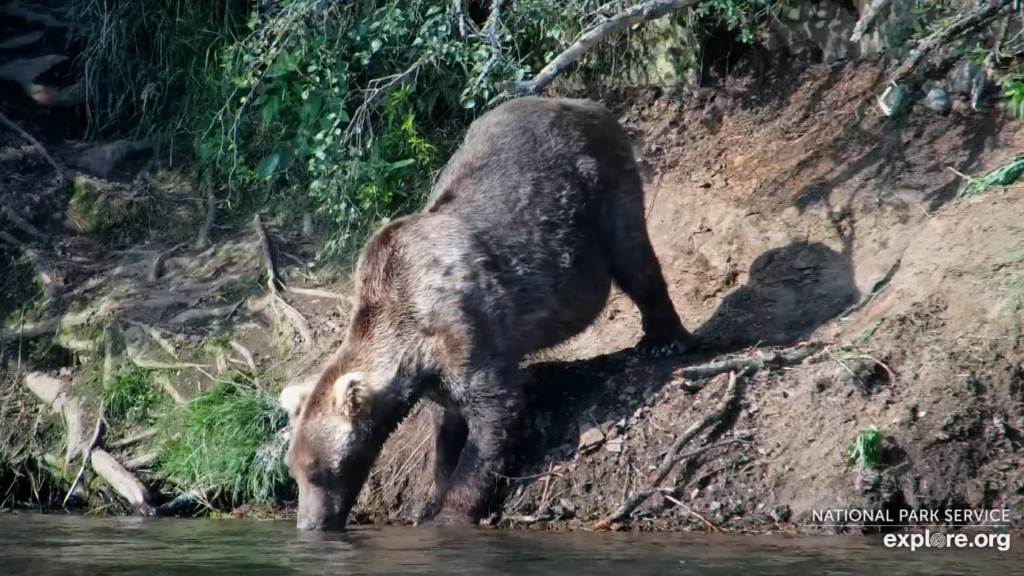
left=923, top=87, right=950, bottom=113
left=605, top=438, right=624, bottom=453
left=690, top=488, right=700, bottom=500
left=578, top=425, right=605, bottom=452
left=710, top=501, right=722, bottom=512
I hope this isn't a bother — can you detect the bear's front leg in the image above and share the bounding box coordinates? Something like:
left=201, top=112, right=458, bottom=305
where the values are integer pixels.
left=417, top=405, right=469, bottom=524
left=421, top=368, right=525, bottom=526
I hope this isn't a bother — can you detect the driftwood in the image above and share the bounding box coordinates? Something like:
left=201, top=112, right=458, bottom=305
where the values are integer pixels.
left=63, top=417, right=107, bottom=508
left=0, top=109, right=65, bottom=178
left=498, top=0, right=698, bottom=99
left=593, top=370, right=746, bottom=529
left=849, top=0, right=892, bottom=43
left=889, top=0, right=1012, bottom=84
left=90, top=449, right=156, bottom=515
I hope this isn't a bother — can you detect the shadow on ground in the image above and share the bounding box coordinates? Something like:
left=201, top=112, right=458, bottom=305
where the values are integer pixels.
left=504, top=238, right=860, bottom=506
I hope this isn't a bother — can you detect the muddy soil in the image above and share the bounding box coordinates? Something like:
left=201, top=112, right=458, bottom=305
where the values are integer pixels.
left=2, top=7, right=1024, bottom=535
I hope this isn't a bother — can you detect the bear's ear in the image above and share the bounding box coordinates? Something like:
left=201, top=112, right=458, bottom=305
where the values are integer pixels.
left=279, top=379, right=316, bottom=422
left=332, top=372, right=374, bottom=418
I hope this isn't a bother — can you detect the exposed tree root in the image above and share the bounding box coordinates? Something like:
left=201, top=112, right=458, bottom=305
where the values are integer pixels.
left=671, top=342, right=823, bottom=392
left=254, top=212, right=313, bottom=348
left=0, top=230, right=57, bottom=305
left=0, top=109, right=65, bottom=179
left=124, top=319, right=178, bottom=359
left=108, top=428, right=157, bottom=449
left=167, top=302, right=242, bottom=325
left=497, top=0, right=698, bottom=100
left=2, top=205, right=49, bottom=242
left=287, top=286, right=349, bottom=302
left=593, top=370, right=746, bottom=530
left=123, top=452, right=158, bottom=470
left=149, top=241, right=188, bottom=282
left=21, top=372, right=88, bottom=465
left=194, top=188, right=217, bottom=249
left=63, top=416, right=107, bottom=508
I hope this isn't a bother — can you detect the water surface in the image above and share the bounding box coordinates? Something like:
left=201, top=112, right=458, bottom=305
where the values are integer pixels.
left=0, top=513, right=1018, bottom=574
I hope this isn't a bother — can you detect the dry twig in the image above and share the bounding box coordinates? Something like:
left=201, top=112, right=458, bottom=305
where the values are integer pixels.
left=593, top=371, right=746, bottom=529
left=889, top=0, right=1011, bottom=84
left=63, top=416, right=107, bottom=508
left=672, top=343, right=822, bottom=392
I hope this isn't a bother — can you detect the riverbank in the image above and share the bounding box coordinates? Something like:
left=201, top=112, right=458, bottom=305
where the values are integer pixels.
left=3, top=4, right=1024, bottom=534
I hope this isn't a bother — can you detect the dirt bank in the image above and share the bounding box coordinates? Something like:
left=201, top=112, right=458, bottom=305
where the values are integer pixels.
left=3, top=15, right=1024, bottom=534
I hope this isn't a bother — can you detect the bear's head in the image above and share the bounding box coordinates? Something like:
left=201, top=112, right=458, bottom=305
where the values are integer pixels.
left=279, top=370, right=381, bottom=531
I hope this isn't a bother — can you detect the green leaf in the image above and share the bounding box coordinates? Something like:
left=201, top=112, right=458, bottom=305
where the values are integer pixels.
left=371, top=38, right=383, bottom=53
left=256, top=152, right=282, bottom=179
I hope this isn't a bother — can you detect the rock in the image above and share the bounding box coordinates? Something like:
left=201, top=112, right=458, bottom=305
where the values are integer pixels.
left=769, top=504, right=791, bottom=523
left=578, top=424, right=605, bottom=452
left=72, top=140, right=153, bottom=179
left=923, top=88, right=950, bottom=113
left=605, top=438, right=624, bottom=453
left=710, top=500, right=722, bottom=512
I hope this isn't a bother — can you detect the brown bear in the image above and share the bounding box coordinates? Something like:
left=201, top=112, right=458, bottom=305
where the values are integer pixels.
left=278, top=96, right=697, bottom=531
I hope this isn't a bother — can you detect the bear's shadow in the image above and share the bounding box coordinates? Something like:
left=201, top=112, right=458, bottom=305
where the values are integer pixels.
left=508, top=239, right=860, bottom=498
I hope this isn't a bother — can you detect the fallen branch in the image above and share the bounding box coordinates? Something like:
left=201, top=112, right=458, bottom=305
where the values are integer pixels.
left=89, top=449, right=156, bottom=516
left=0, top=110, right=65, bottom=178
left=889, top=0, right=1012, bottom=85
left=149, top=241, right=188, bottom=282
left=497, top=0, right=698, bottom=99
left=108, top=428, right=157, bottom=450
left=63, top=416, right=107, bottom=508
left=593, top=371, right=745, bottom=529
left=469, top=0, right=503, bottom=92
left=659, top=489, right=725, bottom=533
left=849, top=0, right=892, bottom=43
left=194, top=188, right=217, bottom=249
left=672, top=342, right=822, bottom=391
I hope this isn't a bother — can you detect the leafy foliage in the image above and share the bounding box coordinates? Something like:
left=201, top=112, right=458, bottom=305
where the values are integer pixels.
left=846, top=425, right=884, bottom=472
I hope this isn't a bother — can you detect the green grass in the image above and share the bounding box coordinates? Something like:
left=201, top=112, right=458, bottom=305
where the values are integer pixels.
left=97, top=365, right=168, bottom=426
left=155, top=375, right=290, bottom=507
left=846, top=425, right=884, bottom=472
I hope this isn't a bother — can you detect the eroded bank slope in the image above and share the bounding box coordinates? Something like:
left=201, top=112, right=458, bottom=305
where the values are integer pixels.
left=2, top=53, right=1023, bottom=533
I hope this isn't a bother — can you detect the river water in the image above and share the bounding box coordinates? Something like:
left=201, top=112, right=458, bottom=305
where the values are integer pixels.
left=0, top=513, right=1018, bottom=574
